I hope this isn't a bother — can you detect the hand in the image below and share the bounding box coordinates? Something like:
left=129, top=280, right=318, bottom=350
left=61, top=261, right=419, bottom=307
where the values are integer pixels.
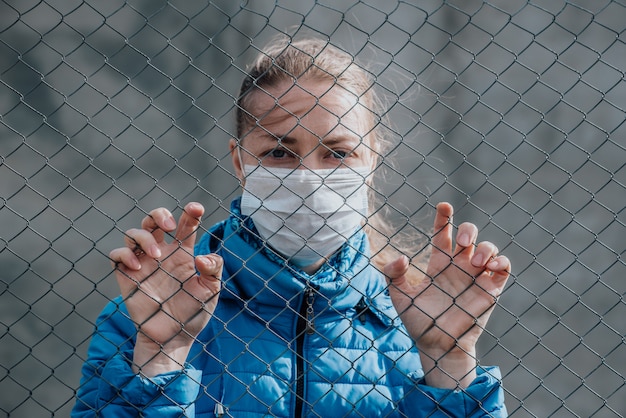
left=385, top=202, right=510, bottom=388
left=109, top=202, right=222, bottom=376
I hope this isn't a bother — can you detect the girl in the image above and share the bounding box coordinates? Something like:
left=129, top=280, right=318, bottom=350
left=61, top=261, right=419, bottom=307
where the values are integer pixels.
left=73, top=37, right=510, bottom=417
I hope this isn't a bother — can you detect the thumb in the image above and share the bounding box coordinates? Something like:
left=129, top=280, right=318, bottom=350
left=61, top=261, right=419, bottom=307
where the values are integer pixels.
left=383, top=255, right=410, bottom=285
left=195, top=254, right=223, bottom=287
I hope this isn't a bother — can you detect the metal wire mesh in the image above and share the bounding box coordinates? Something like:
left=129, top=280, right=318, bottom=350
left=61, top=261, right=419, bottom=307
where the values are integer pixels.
left=1, top=0, right=625, bottom=416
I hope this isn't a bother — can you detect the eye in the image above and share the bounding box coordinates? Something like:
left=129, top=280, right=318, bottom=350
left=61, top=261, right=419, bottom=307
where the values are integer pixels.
left=321, top=138, right=359, bottom=162
left=263, top=144, right=296, bottom=160
left=330, top=149, right=348, bottom=159
left=269, top=148, right=288, bottom=159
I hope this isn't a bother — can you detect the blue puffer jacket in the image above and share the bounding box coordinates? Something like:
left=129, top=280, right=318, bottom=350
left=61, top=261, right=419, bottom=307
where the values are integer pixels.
left=72, top=199, right=507, bottom=417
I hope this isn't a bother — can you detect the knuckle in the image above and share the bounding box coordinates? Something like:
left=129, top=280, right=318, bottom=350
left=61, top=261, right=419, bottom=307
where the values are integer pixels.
left=144, top=207, right=168, bottom=224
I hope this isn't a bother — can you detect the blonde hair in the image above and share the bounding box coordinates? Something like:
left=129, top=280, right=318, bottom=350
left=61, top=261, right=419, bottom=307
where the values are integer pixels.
left=235, top=36, right=427, bottom=278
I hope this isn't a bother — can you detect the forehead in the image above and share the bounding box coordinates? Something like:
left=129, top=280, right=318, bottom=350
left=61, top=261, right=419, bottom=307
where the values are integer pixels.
left=247, top=79, right=372, bottom=138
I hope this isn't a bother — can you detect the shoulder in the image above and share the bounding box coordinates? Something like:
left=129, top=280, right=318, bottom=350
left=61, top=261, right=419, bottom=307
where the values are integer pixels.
left=79, top=297, right=137, bottom=369
left=94, top=296, right=133, bottom=333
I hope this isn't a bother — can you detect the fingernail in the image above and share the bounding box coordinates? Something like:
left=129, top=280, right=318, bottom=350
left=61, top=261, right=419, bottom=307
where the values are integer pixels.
left=458, top=233, right=470, bottom=247
left=199, top=256, right=213, bottom=268
left=472, top=253, right=483, bottom=266
left=150, top=245, right=161, bottom=258
left=165, top=216, right=176, bottom=229
left=487, top=259, right=499, bottom=270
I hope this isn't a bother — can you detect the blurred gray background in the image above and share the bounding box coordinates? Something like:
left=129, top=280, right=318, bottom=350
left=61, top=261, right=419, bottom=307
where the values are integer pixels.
left=1, top=0, right=624, bottom=416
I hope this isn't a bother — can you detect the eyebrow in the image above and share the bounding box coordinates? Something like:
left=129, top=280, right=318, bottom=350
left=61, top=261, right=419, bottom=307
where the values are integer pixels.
left=261, top=130, right=363, bottom=146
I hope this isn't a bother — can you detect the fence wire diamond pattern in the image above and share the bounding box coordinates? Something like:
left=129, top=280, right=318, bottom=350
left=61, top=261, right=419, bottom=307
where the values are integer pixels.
left=1, top=0, right=625, bottom=416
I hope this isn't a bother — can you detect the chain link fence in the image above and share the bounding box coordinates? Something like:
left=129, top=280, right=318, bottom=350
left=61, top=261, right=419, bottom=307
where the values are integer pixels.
left=1, top=0, right=625, bottom=416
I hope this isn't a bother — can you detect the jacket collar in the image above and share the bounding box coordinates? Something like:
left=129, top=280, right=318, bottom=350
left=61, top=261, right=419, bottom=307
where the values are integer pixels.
left=196, top=198, right=397, bottom=325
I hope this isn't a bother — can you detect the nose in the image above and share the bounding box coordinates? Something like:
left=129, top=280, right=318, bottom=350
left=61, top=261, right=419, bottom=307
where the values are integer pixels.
left=296, top=142, right=324, bottom=171
left=298, top=156, right=321, bottom=170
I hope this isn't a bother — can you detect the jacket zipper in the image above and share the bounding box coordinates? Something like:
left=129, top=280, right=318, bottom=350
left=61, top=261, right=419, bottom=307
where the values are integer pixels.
left=295, top=286, right=315, bottom=418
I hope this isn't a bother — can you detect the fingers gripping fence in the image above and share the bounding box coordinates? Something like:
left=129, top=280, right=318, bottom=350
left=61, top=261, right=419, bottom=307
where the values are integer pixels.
left=1, top=0, right=625, bottom=416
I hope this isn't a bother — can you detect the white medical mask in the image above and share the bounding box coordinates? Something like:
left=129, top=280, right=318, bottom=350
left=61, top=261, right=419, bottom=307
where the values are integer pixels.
left=240, top=165, right=370, bottom=268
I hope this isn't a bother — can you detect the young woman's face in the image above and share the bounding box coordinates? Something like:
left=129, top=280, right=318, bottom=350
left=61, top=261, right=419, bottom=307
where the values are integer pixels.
left=231, top=78, right=375, bottom=178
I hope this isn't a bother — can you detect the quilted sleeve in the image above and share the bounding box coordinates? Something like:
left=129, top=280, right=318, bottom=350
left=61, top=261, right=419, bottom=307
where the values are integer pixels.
left=71, top=297, right=202, bottom=417
left=399, top=366, right=507, bottom=417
